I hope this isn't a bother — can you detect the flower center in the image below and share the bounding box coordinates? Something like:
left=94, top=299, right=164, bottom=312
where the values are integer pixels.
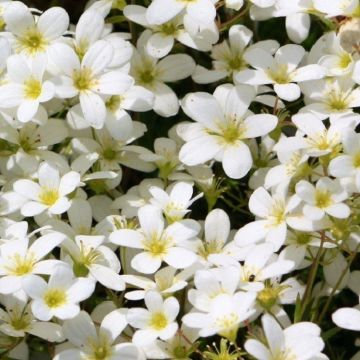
left=102, top=147, right=117, bottom=160
left=105, top=95, right=123, bottom=112
left=270, top=348, right=296, bottom=360
left=268, top=199, right=286, bottom=226
left=353, top=152, right=360, bottom=168
left=18, top=28, right=48, bottom=54
left=139, top=69, right=155, bottom=85
left=227, top=55, right=245, bottom=71
left=215, top=313, right=239, bottom=341
left=338, top=52, right=352, bottom=69
left=5, top=253, right=36, bottom=276
left=143, top=233, right=170, bottom=256
left=38, top=188, right=59, bottom=206
left=23, top=77, right=42, bottom=100
left=315, top=190, right=333, bottom=208
left=268, top=64, right=290, bottom=84
left=43, top=288, right=67, bottom=308
left=149, top=312, right=168, bottom=330
left=159, top=22, right=178, bottom=36
left=326, top=90, right=349, bottom=111
left=9, top=306, right=32, bottom=331
left=93, top=346, right=110, bottom=360
left=73, top=68, right=96, bottom=91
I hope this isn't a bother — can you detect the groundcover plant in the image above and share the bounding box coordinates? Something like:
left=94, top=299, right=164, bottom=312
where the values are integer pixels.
left=2, top=0, right=360, bottom=358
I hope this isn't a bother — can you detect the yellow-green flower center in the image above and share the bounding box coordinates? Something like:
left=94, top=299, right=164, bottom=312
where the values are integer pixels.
left=43, top=288, right=67, bottom=308
left=149, top=312, right=168, bottom=330
left=353, top=152, right=360, bottom=168
left=339, top=52, right=352, bottom=69
left=38, top=188, right=60, bottom=206
left=24, top=77, right=42, bottom=100
left=227, top=56, right=245, bottom=71
left=18, top=28, right=48, bottom=54
left=105, top=95, right=123, bottom=112
left=268, top=200, right=286, bottom=226
left=315, top=190, right=333, bottom=209
left=5, top=253, right=36, bottom=276
left=159, top=22, right=178, bottom=36
left=268, top=64, right=291, bottom=84
left=73, top=68, right=97, bottom=91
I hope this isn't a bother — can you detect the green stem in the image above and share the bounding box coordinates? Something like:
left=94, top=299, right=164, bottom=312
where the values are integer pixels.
left=316, top=244, right=360, bottom=324
left=299, top=231, right=325, bottom=320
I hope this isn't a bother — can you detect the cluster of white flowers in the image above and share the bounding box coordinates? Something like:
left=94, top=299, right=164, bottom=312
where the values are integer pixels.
left=1, top=0, right=360, bottom=359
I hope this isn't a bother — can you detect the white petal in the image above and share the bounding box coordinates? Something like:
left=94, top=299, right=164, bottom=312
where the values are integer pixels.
left=244, top=114, right=278, bottom=138
left=222, top=142, right=253, bottom=179
left=182, top=92, right=224, bottom=129
left=82, top=40, right=114, bottom=75
left=146, top=0, right=184, bottom=25
left=326, top=203, right=351, bottom=218
left=286, top=13, right=310, bottom=44
left=157, top=54, right=195, bottom=82
left=152, top=82, right=179, bottom=117
left=179, top=135, right=221, bottom=166
left=275, top=44, right=305, bottom=70
left=274, top=83, right=301, bottom=101
left=147, top=33, right=174, bottom=58
left=97, top=72, right=134, bottom=95
left=332, top=308, right=360, bottom=331
left=131, top=252, right=162, bottom=274
left=164, top=247, right=197, bottom=268
left=37, top=7, right=69, bottom=40
left=90, top=264, right=125, bottom=291
left=80, top=91, right=106, bottom=129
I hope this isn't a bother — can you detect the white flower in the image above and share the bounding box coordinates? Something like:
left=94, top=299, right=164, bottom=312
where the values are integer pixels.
left=139, top=137, right=183, bottom=180
left=0, top=292, right=65, bottom=342
left=62, top=235, right=125, bottom=291
left=193, top=25, right=279, bottom=84
left=295, top=177, right=350, bottom=220
left=236, top=243, right=295, bottom=291
left=109, top=205, right=199, bottom=274
left=235, top=186, right=301, bottom=250
left=188, top=267, right=240, bottom=312
left=0, top=232, right=65, bottom=294
left=0, top=55, right=55, bottom=123
left=274, top=112, right=357, bottom=157
left=23, top=264, right=95, bottom=321
left=127, top=290, right=179, bottom=346
left=182, top=291, right=256, bottom=341
left=13, top=162, right=81, bottom=217
left=124, top=8, right=216, bottom=58
left=131, top=34, right=195, bottom=117
left=149, top=181, right=202, bottom=222
left=146, top=0, right=217, bottom=26
left=0, top=119, right=68, bottom=173
left=50, top=40, right=134, bottom=128
left=300, top=78, right=360, bottom=120
left=318, top=32, right=356, bottom=78
left=178, top=84, right=278, bottom=179
left=329, top=129, right=360, bottom=190
left=112, top=178, right=164, bottom=218
left=245, top=314, right=327, bottom=360
left=264, top=149, right=309, bottom=189
left=313, top=0, right=358, bottom=17
left=236, top=44, right=326, bottom=101
left=55, top=310, right=141, bottom=360
left=123, top=266, right=191, bottom=300
left=4, top=2, right=69, bottom=56
left=196, top=208, right=243, bottom=265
